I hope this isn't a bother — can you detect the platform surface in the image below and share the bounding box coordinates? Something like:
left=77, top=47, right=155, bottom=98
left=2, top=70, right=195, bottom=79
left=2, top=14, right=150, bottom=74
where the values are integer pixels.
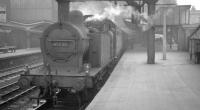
left=0, top=48, right=41, bottom=60
left=86, top=49, right=200, bottom=110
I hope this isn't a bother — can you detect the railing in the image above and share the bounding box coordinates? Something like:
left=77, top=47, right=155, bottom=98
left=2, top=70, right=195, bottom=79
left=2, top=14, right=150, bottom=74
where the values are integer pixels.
left=189, top=24, right=200, bottom=64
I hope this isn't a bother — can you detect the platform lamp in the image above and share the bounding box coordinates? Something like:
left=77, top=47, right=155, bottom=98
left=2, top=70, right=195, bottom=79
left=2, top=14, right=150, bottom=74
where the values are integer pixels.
left=155, top=4, right=176, bottom=60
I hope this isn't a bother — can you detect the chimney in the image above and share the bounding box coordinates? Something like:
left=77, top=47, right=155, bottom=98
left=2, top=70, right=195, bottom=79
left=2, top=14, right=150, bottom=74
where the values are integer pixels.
left=56, top=0, right=70, bottom=22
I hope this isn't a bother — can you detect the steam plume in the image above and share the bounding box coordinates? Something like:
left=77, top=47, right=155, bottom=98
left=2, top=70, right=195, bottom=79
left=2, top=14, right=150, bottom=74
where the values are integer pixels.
left=71, top=1, right=135, bottom=36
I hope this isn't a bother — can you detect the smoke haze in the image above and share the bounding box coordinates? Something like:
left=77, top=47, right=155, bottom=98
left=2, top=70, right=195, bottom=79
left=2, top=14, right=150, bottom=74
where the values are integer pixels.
left=71, top=1, right=135, bottom=35
left=70, top=0, right=178, bottom=33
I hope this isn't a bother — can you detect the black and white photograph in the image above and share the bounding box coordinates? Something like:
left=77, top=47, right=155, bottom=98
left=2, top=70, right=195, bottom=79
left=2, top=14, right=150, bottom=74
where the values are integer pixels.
left=0, top=0, right=200, bottom=110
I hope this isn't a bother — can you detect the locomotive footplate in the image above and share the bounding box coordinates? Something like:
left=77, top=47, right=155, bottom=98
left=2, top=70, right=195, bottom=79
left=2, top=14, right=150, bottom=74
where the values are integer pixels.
left=18, top=62, right=112, bottom=93
left=17, top=58, right=119, bottom=110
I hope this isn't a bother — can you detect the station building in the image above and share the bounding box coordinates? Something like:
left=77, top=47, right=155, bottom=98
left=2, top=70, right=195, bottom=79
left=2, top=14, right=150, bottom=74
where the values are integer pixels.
left=0, top=0, right=199, bottom=53
left=0, top=0, right=58, bottom=49
left=0, top=0, right=57, bottom=23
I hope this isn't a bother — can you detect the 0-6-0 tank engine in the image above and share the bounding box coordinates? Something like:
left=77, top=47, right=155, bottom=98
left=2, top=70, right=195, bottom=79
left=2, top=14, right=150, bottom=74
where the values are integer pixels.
left=40, top=10, right=90, bottom=90
left=19, top=10, right=91, bottom=93
left=18, top=10, right=128, bottom=105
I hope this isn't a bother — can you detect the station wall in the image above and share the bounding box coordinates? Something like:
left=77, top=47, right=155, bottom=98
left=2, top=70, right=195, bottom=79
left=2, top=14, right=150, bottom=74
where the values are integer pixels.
left=0, top=27, right=41, bottom=49
left=154, top=5, right=191, bottom=26
left=190, top=10, right=200, bottom=24
left=10, top=0, right=57, bottom=23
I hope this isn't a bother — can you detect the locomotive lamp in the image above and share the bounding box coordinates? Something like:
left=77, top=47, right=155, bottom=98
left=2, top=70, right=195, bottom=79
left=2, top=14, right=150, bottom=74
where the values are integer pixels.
left=83, top=63, right=93, bottom=88
left=52, top=80, right=60, bottom=105
left=83, top=63, right=91, bottom=75
left=70, top=88, right=76, bottom=93
left=114, top=56, right=118, bottom=62
left=24, top=65, right=30, bottom=75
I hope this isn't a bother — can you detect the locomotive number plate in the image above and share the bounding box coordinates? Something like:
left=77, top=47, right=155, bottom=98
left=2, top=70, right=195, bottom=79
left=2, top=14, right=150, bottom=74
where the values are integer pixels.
left=48, top=40, right=76, bottom=53
left=51, top=40, right=74, bottom=47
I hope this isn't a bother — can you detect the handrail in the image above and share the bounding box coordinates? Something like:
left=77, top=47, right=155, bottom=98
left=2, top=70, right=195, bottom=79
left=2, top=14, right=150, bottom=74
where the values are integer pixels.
left=188, top=24, right=200, bottom=39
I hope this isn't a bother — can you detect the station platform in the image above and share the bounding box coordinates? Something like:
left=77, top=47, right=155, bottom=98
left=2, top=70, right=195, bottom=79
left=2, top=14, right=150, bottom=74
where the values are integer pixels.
left=86, top=47, right=200, bottom=110
left=0, top=48, right=42, bottom=70
left=0, top=48, right=41, bottom=60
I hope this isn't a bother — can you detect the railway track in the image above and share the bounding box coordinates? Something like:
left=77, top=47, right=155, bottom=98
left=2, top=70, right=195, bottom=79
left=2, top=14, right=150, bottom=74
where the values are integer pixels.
left=0, top=86, right=46, bottom=110
left=0, top=59, right=42, bottom=73
left=0, top=63, right=43, bottom=81
left=0, top=63, right=46, bottom=110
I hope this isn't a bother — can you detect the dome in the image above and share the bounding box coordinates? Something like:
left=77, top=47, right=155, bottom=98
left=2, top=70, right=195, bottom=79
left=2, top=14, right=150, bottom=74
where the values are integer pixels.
left=68, top=10, right=84, bottom=24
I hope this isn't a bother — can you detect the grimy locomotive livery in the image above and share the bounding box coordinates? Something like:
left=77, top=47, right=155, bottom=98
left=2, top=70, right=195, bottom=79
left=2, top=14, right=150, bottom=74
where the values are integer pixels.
left=18, top=10, right=128, bottom=103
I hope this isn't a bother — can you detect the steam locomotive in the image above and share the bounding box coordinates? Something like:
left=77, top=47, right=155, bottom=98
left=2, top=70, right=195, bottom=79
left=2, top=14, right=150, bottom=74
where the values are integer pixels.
left=18, top=10, right=128, bottom=103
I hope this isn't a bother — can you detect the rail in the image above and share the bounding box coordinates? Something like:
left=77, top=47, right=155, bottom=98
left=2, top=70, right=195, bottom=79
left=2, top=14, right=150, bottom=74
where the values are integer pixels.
left=0, top=63, right=43, bottom=80
left=0, top=86, right=36, bottom=106
left=0, top=63, right=43, bottom=99
left=0, top=63, right=46, bottom=110
left=0, top=61, right=43, bottom=73
left=0, top=86, right=46, bottom=110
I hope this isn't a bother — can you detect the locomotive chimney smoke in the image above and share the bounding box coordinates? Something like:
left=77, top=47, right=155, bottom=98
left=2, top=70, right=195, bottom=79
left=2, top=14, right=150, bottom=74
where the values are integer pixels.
left=84, top=2, right=133, bottom=21
left=70, top=1, right=108, bottom=16
left=71, top=1, right=135, bottom=36
left=70, top=0, right=177, bottom=33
